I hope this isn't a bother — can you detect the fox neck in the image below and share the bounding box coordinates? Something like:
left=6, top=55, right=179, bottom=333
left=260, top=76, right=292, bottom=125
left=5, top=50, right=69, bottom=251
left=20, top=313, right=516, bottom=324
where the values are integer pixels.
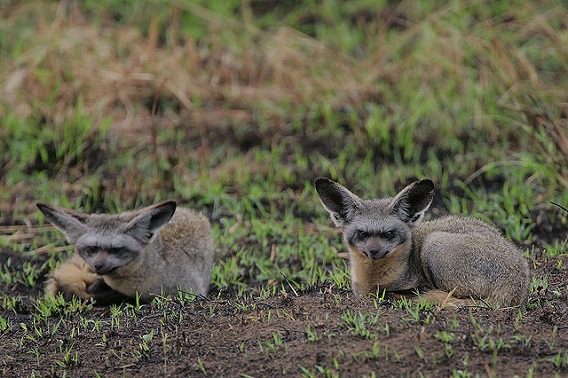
left=348, top=240, right=420, bottom=294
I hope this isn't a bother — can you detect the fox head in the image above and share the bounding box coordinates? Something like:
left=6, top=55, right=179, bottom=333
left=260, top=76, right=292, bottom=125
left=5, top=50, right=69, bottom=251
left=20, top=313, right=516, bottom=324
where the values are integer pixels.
left=315, top=178, right=434, bottom=260
left=37, top=201, right=177, bottom=275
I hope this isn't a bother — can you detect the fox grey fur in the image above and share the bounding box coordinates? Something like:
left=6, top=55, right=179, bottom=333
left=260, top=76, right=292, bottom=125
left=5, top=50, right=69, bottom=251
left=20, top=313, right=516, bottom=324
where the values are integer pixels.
left=315, top=177, right=530, bottom=307
left=38, top=201, right=214, bottom=303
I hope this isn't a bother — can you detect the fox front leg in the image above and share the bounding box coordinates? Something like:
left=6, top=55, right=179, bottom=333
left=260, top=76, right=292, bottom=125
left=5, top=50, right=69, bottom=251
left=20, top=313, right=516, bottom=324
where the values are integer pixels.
left=85, top=278, right=131, bottom=305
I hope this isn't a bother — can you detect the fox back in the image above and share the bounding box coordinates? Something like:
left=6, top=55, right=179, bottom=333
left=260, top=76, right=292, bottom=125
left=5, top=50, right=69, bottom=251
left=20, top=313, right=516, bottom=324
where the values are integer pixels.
left=315, top=177, right=530, bottom=307
left=38, top=201, right=214, bottom=303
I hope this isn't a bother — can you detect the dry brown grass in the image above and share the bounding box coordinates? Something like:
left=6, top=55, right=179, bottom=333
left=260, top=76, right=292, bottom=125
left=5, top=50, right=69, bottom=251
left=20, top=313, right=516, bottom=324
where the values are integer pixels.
left=1, top=2, right=378, bottom=139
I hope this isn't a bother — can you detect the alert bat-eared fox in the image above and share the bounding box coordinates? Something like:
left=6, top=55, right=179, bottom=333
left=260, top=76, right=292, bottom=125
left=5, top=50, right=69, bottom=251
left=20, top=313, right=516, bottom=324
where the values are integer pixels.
left=315, top=177, right=530, bottom=307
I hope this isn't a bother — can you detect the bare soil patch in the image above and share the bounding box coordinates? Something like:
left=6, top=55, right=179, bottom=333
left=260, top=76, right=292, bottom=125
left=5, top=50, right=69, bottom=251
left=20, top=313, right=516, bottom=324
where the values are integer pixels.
left=1, top=241, right=567, bottom=377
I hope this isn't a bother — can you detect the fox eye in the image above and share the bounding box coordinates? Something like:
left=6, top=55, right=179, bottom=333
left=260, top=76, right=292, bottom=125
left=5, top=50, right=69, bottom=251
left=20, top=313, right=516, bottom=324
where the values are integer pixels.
left=383, top=230, right=396, bottom=239
left=356, top=230, right=369, bottom=239
left=82, top=246, right=98, bottom=255
left=108, top=247, right=122, bottom=255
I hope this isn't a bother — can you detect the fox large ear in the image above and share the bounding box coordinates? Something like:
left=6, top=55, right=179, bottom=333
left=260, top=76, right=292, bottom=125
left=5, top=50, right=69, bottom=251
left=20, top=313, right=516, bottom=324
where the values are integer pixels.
left=390, top=179, right=434, bottom=224
left=36, top=203, right=90, bottom=242
left=314, top=177, right=362, bottom=227
left=125, top=201, right=177, bottom=242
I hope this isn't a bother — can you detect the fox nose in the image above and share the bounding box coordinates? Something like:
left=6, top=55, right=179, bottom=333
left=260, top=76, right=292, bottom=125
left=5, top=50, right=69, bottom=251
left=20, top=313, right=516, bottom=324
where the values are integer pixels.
left=365, top=237, right=385, bottom=260
left=369, top=250, right=381, bottom=260
left=94, top=262, right=106, bottom=274
left=93, top=262, right=119, bottom=275
left=93, top=262, right=109, bottom=275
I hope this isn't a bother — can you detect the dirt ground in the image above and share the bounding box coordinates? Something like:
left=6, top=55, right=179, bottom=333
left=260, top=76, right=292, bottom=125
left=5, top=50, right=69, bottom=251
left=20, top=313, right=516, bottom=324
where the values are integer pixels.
left=0, top=238, right=567, bottom=377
